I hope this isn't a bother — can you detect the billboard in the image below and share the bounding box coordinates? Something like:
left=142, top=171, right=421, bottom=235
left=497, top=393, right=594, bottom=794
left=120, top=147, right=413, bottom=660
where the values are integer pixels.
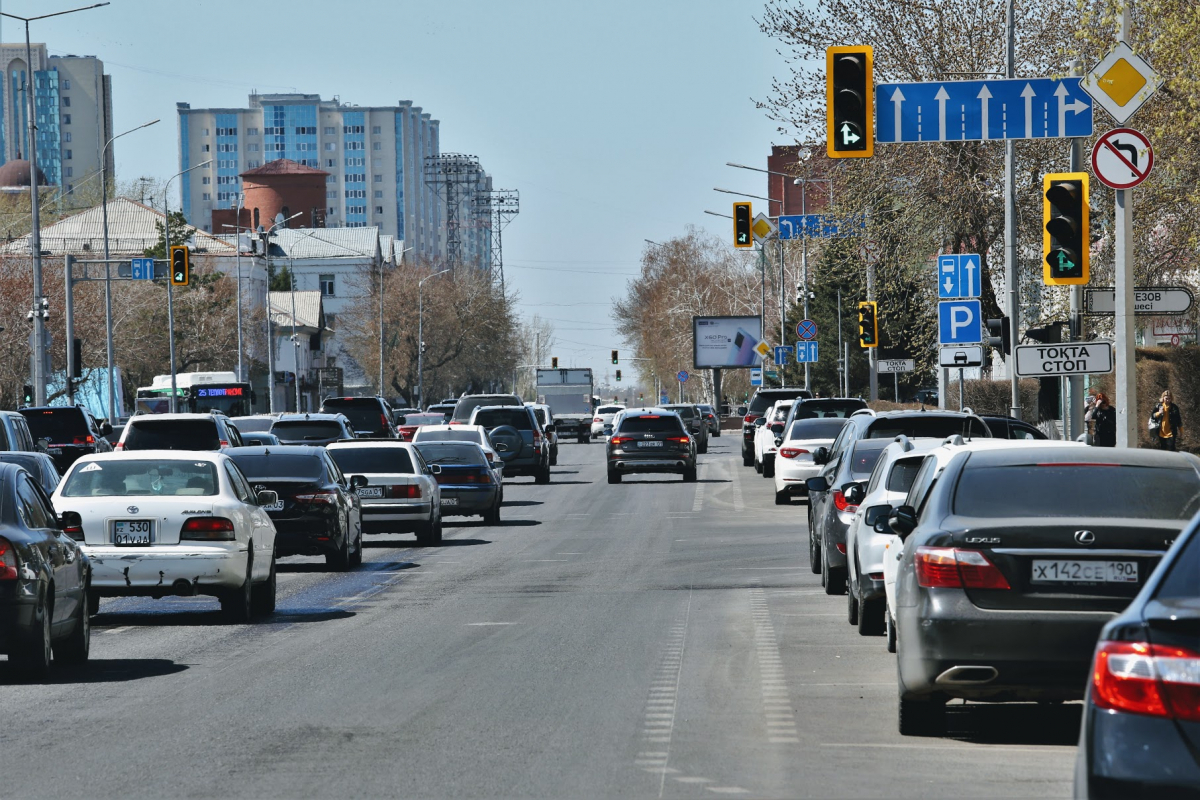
left=693, top=316, right=764, bottom=369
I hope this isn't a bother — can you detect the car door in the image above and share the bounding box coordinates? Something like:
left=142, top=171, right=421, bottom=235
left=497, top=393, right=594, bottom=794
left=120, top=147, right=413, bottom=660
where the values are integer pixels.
left=17, top=474, right=79, bottom=628
left=226, top=461, right=274, bottom=579
left=324, top=453, right=361, bottom=539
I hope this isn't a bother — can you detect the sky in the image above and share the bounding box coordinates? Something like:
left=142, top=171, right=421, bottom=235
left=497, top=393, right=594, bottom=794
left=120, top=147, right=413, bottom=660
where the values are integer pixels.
left=9, top=0, right=790, bottom=385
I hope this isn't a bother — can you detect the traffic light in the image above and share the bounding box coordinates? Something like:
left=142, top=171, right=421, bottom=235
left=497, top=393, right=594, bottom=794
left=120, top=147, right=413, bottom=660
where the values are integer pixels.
left=857, top=301, right=878, bottom=348
left=71, top=337, right=82, bottom=379
left=1025, top=322, right=1063, bottom=344
left=615, top=369, right=622, bottom=382
left=733, top=201, right=752, bottom=248
left=21, top=384, right=32, bottom=405
left=611, top=350, right=619, bottom=365
left=827, top=46, right=874, bottom=159
left=1043, top=173, right=1089, bottom=285
left=986, top=317, right=1011, bottom=358
left=170, top=245, right=190, bottom=286
left=551, top=356, right=558, bottom=369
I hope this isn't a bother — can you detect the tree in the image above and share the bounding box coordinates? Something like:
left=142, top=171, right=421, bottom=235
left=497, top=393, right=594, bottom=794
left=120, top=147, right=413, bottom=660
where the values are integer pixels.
left=143, top=210, right=195, bottom=259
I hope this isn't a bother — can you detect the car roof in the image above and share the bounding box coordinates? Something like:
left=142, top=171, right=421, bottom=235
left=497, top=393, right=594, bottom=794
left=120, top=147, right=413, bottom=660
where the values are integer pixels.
left=326, top=440, right=416, bottom=450
left=74, top=450, right=228, bottom=464
left=962, top=442, right=1191, bottom=467
left=228, top=444, right=325, bottom=456
left=417, top=424, right=485, bottom=432
left=128, top=413, right=225, bottom=422
left=472, top=404, right=530, bottom=413
left=275, top=413, right=349, bottom=422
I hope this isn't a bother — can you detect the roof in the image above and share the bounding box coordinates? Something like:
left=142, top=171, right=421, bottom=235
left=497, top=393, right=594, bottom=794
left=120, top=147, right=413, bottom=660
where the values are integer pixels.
left=268, top=290, right=323, bottom=330
left=241, top=159, right=328, bottom=177
left=379, top=234, right=395, bottom=263
left=266, top=227, right=381, bottom=260
left=0, top=197, right=235, bottom=257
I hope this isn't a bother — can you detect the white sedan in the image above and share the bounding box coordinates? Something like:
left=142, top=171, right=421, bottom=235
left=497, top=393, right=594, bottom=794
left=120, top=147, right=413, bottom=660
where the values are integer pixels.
left=591, top=404, right=625, bottom=437
left=326, top=441, right=443, bottom=544
left=51, top=451, right=278, bottom=621
left=755, top=400, right=796, bottom=478
left=771, top=417, right=849, bottom=504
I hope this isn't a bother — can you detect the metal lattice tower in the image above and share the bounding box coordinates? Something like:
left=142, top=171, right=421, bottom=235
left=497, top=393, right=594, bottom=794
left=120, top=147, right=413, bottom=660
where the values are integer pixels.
left=474, top=189, right=519, bottom=290
left=423, top=153, right=481, bottom=268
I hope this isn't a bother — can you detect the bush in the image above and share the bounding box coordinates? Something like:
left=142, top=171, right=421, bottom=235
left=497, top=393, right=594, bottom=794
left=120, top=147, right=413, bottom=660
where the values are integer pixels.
left=944, top=378, right=1039, bottom=416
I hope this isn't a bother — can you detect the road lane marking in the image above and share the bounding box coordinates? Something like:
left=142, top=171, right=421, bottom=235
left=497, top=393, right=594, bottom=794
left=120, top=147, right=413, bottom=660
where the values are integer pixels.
left=691, top=479, right=705, bottom=512
left=820, top=743, right=1076, bottom=753
left=751, top=582, right=798, bottom=748
left=466, top=622, right=519, bottom=626
left=706, top=788, right=750, bottom=795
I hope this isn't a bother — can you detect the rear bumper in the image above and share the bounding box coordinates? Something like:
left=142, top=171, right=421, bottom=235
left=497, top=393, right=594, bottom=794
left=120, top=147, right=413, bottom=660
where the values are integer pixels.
left=438, top=485, right=499, bottom=515
left=608, top=457, right=692, bottom=474
left=1076, top=704, right=1200, bottom=796
left=0, top=583, right=39, bottom=655
left=361, top=501, right=432, bottom=533
left=775, top=459, right=819, bottom=492
left=83, top=544, right=249, bottom=596
left=271, top=516, right=343, bottom=556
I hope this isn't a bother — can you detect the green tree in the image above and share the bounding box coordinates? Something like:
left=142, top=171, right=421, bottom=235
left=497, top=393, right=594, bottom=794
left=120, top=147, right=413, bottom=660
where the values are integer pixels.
left=142, top=210, right=195, bottom=259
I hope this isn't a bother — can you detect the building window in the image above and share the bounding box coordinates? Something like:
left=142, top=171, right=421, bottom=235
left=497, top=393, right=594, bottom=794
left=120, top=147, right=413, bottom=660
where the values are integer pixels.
left=327, top=207, right=337, bottom=216
left=344, top=189, right=366, bottom=199
left=64, top=149, right=72, bottom=160
left=323, top=126, right=336, bottom=135
left=65, top=167, right=73, bottom=178
left=217, top=143, right=238, bottom=152
left=67, top=184, right=73, bottom=192
left=62, top=79, right=70, bottom=90
left=345, top=174, right=364, bottom=183
left=319, top=274, right=335, bottom=296
left=62, top=113, right=70, bottom=125
left=202, top=176, right=211, bottom=185
left=375, top=206, right=384, bottom=214
left=372, top=157, right=382, bottom=167
left=216, top=127, right=238, bottom=136
left=374, top=190, right=383, bottom=199
left=327, top=175, right=337, bottom=183
left=342, top=125, right=364, bottom=134
left=372, top=141, right=381, bottom=151
left=372, top=125, right=381, bottom=135
left=247, top=160, right=260, bottom=168
left=63, top=132, right=71, bottom=142
left=202, top=192, right=211, bottom=201
left=247, top=143, right=259, bottom=152
left=344, top=141, right=364, bottom=151
left=202, top=144, right=210, bottom=152
left=327, top=190, right=337, bottom=199
left=373, top=174, right=383, bottom=183
left=246, top=127, right=259, bottom=135
left=202, top=127, right=209, bottom=136
left=324, top=142, right=335, bottom=151
left=294, top=126, right=316, bottom=135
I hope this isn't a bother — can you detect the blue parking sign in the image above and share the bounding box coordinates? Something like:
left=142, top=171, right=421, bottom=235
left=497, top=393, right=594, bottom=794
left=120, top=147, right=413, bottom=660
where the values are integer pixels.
left=938, top=300, right=983, bottom=345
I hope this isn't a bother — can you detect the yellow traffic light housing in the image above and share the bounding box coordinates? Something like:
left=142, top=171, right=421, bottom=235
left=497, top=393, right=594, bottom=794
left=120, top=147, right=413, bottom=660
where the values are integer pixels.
left=551, top=356, right=559, bottom=369
left=857, top=301, right=878, bottom=348
left=170, top=245, right=190, bottom=286
left=827, top=46, right=874, bottom=159
left=1043, top=172, right=1089, bottom=286
left=733, top=202, right=752, bottom=248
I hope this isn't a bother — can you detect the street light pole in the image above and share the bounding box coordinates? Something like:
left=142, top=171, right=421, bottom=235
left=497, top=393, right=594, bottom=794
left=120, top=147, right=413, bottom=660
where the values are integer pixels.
left=234, top=192, right=245, bottom=383
left=101, top=118, right=159, bottom=422
left=417, top=269, right=450, bottom=409
left=162, top=159, right=212, bottom=413
left=381, top=245, right=414, bottom=398
left=1, top=3, right=110, bottom=406
left=256, top=211, right=302, bottom=413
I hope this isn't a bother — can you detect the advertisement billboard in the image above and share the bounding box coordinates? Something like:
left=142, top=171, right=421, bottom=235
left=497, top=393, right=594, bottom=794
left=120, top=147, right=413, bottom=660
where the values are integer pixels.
left=693, top=316, right=764, bottom=369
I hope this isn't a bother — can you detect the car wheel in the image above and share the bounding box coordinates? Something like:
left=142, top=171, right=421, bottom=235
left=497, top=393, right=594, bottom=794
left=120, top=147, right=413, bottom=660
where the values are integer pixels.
left=578, top=436, right=587, bottom=444
left=55, top=588, right=91, bottom=665
left=607, top=470, right=622, bottom=484
left=763, top=457, right=774, bottom=478
left=898, top=695, right=946, bottom=737
left=86, top=589, right=100, bottom=617
left=742, top=444, right=753, bottom=467
left=774, top=489, right=789, bottom=505
left=251, top=557, right=277, bottom=617
left=416, top=514, right=437, bottom=545
left=348, top=528, right=363, bottom=568
left=326, top=530, right=351, bottom=571
left=713, top=430, right=721, bottom=438
left=550, top=448, right=558, bottom=466
left=847, top=586, right=859, bottom=626
left=698, top=443, right=708, bottom=455
left=858, top=596, right=885, bottom=636
left=809, top=516, right=822, bottom=575
left=11, top=590, right=52, bottom=677
left=221, top=558, right=253, bottom=623
left=484, top=500, right=501, bottom=525
left=823, top=541, right=846, bottom=595
left=535, top=463, right=551, bottom=484
left=683, top=465, right=698, bottom=482
left=754, top=457, right=762, bottom=473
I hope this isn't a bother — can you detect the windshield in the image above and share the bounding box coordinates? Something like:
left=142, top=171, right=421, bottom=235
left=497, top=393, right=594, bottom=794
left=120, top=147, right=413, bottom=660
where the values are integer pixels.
left=453, top=395, right=522, bottom=422
left=793, top=399, right=867, bottom=419
left=866, top=416, right=991, bottom=440
left=123, top=419, right=221, bottom=451
left=271, top=421, right=346, bottom=441
left=230, top=416, right=275, bottom=433
left=473, top=409, right=533, bottom=430
left=619, top=415, right=684, bottom=434
left=598, top=406, right=623, bottom=414
left=401, top=414, right=446, bottom=426
left=415, top=443, right=487, bottom=466
left=20, top=408, right=89, bottom=442
left=414, top=429, right=485, bottom=445
left=320, top=400, right=389, bottom=433
left=62, top=460, right=218, bottom=497
left=227, top=453, right=324, bottom=481
left=788, top=419, right=847, bottom=440
left=328, top=447, right=415, bottom=474
left=748, top=390, right=810, bottom=415
left=189, top=385, right=251, bottom=417
left=848, top=442, right=889, bottom=479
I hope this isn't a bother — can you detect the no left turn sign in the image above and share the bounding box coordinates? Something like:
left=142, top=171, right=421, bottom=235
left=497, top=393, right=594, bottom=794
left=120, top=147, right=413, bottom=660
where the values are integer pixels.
left=1092, top=127, right=1153, bottom=190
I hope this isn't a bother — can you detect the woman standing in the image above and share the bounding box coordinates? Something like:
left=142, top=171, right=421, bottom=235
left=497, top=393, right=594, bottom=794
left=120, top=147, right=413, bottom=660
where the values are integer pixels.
left=1151, top=390, right=1183, bottom=451
left=1086, top=392, right=1116, bottom=447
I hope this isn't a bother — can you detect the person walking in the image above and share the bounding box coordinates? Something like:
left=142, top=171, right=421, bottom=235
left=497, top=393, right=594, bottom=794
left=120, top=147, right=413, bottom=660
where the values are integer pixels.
left=1086, top=392, right=1116, bottom=447
left=1151, top=390, right=1183, bottom=451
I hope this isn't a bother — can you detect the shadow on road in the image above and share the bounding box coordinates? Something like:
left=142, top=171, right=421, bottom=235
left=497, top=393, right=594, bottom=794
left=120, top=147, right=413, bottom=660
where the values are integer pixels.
left=277, top=561, right=339, bottom=574
left=540, top=480, right=592, bottom=486
left=1, top=658, right=190, bottom=685
left=501, top=500, right=543, bottom=507
left=944, top=702, right=1083, bottom=746
left=93, top=606, right=357, bottom=627
left=363, top=538, right=492, bottom=549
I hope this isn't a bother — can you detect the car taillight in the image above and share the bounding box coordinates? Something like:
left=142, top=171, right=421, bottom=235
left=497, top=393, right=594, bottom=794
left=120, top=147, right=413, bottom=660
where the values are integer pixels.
left=114, top=442, right=125, bottom=450
left=390, top=485, right=422, bottom=499
left=71, top=435, right=95, bottom=445
left=914, top=547, right=1011, bottom=590
left=611, top=436, right=631, bottom=446
left=295, top=491, right=338, bottom=505
left=180, top=517, right=236, bottom=541
left=533, top=431, right=543, bottom=447
left=0, top=536, right=17, bottom=580
left=1092, top=641, right=1200, bottom=722
left=832, top=490, right=857, bottom=513
left=220, top=440, right=230, bottom=448
left=744, top=414, right=757, bottom=424
left=779, top=447, right=809, bottom=459
left=667, top=436, right=690, bottom=443
left=61, top=516, right=84, bottom=541
left=594, top=418, right=603, bottom=423
left=381, top=413, right=389, bottom=430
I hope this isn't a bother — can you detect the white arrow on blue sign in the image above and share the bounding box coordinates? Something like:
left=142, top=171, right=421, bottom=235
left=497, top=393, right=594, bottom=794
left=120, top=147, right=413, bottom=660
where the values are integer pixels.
left=130, top=257, right=156, bottom=281
left=795, top=341, right=819, bottom=363
left=774, top=345, right=794, bottom=365
left=937, top=253, right=981, bottom=299
left=777, top=214, right=865, bottom=240
left=876, top=77, right=1093, bottom=143
left=938, top=300, right=983, bottom=345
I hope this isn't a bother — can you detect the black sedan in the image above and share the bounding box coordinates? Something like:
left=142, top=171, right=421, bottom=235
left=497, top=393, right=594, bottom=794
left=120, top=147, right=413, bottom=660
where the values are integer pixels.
left=414, top=442, right=502, bottom=524
left=227, top=446, right=363, bottom=570
left=887, top=445, right=1200, bottom=736
left=0, top=463, right=90, bottom=676
left=1074, top=510, right=1200, bottom=796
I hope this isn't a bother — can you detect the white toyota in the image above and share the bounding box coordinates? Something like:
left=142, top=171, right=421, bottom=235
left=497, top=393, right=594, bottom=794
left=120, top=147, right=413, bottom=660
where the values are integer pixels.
left=51, top=451, right=278, bottom=621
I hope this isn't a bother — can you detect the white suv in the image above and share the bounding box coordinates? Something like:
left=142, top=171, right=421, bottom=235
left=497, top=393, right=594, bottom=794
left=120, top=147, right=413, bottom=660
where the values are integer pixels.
left=117, top=413, right=244, bottom=452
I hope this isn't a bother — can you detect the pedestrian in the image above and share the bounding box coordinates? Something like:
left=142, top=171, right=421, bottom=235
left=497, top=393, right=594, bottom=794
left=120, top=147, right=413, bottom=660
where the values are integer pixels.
left=1085, top=392, right=1116, bottom=447
left=1150, top=390, right=1183, bottom=451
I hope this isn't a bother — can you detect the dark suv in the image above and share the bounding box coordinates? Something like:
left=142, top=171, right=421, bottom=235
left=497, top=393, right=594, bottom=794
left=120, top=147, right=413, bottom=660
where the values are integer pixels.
left=742, top=388, right=812, bottom=466
left=469, top=405, right=551, bottom=483
left=662, top=404, right=709, bottom=454
left=319, top=396, right=396, bottom=438
left=607, top=409, right=697, bottom=483
left=19, top=405, right=112, bottom=471
left=451, top=394, right=523, bottom=424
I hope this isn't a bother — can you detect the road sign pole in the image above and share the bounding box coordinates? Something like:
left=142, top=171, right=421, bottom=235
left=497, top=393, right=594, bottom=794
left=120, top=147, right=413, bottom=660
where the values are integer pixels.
left=64, top=256, right=75, bottom=404
left=1067, top=59, right=1086, bottom=441
left=866, top=241, right=878, bottom=401
left=801, top=184, right=810, bottom=390
left=1004, top=0, right=1022, bottom=422
left=1115, top=188, right=1136, bottom=447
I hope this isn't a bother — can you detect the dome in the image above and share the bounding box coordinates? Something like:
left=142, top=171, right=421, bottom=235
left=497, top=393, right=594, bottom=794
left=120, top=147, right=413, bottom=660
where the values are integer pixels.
left=0, top=159, right=48, bottom=188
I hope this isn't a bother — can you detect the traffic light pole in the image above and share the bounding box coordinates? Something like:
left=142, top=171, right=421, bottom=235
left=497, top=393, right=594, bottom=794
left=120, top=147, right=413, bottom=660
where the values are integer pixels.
left=1004, top=0, right=1022, bottom=422
left=866, top=252, right=878, bottom=402
left=1114, top=9, right=1137, bottom=448
left=1067, top=59, right=1086, bottom=441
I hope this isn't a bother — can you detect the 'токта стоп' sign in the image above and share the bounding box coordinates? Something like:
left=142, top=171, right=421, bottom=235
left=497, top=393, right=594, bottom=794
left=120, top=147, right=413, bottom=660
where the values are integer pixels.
left=693, top=316, right=764, bottom=368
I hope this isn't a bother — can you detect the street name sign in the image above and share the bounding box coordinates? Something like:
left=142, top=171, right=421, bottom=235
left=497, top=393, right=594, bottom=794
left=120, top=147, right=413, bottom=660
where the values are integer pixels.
left=777, top=214, right=864, bottom=240
left=877, top=359, right=915, bottom=374
left=797, top=319, right=817, bottom=340
left=939, top=345, right=984, bottom=368
left=795, top=341, right=819, bottom=363
left=774, top=345, right=795, bottom=366
left=752, top=212, right=777, bottom=244
left=876, top=77, right=1093, bottom=144
left=938, top=299, right=983, bottom=345
left=1091, top=127, right=1153, bottom=190
left=937, top=253, right=981, bottom=299
left=1081, top=42, right=1162, bottom=125
left=130, top=257, right=155, bottom=281
left=1084, top=286, right=1193, bottom=316
left=1014, top=341, right=1114, bottom=377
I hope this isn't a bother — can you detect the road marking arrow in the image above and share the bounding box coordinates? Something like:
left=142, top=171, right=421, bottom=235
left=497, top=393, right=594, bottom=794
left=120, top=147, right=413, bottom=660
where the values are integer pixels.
left=977, top=85, right=992, bottom=140
left=935, top=86, right=950, bottom=141
left=890, top=87, right=905, bottom=142
left=1021, top=83, right=1036, bottom=139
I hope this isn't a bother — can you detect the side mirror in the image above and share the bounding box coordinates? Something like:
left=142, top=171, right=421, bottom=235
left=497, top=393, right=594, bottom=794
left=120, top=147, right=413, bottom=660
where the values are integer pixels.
left=770, top=423, right=784, bottom=435
left=396, top=416, right=407, bottom=425
left=349, top=474, right=368, bottom=488
left=35, top=437, right=50, bottom=454
left=774, top=437, right=783, bottom=447
left=888, top=505, right=919, bottom=539
left=754, top=417, right=767, bottom=427
left=491, top=460, right=504, bottom=470
left=842, top=482, right=866, bottom=506
left=58, top=511, right=83, bottom=540
left=429, top=464, right=443, bottom=475
left=805, top=476, right=829, bottom=493
left=812, top=446, right=830, bottom=465
left=545, top=424, right=556, bottom=433
left=256, top=490, right=279, bottom=506
left=100, top=421, right=113, bottom=436
left=863, top=503, right=891, bottom=528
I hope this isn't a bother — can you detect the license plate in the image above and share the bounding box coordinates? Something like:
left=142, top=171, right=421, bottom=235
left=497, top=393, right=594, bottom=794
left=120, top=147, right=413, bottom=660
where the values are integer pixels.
left=112, top=520, right=154, bottom=546
left=1031, top=559, right=1139, bottom=584
left=441, top=497, right=459, bottom=506
left=638, top=441, right=664, bottom=448
left=357, top=487, right=383, bottom=498
left=48, top=447, right=62, bottom=455
left=264, top=500, right=285, bottom=512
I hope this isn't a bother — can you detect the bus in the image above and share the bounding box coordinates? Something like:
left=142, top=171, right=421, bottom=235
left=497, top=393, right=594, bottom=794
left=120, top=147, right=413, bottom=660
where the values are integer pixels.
left=135, top=371, right=255, bottom=417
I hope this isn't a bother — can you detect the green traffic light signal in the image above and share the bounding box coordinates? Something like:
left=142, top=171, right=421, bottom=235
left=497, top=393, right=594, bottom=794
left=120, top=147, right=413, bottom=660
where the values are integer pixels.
left=1043, top=173, right=1089, bottom=285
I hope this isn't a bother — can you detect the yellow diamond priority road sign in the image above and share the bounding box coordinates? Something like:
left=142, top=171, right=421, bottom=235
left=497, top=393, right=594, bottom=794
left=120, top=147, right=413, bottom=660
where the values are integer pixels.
left=1081, top=42, right=1162, bottom=124
left=752, top=212, right=777, bottom=244
left=754, top=340, right=772, bottom=360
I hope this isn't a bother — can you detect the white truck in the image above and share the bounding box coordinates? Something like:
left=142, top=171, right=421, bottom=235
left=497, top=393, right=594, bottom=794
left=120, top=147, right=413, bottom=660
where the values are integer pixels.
left=536, top=368, right=594, bottom=443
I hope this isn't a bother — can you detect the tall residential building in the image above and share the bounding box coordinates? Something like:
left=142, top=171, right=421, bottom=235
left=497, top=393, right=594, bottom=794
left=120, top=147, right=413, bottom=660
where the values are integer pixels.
left=0, top=45, right=112, bottom=193
left=177, top=92, right=492, bottom=267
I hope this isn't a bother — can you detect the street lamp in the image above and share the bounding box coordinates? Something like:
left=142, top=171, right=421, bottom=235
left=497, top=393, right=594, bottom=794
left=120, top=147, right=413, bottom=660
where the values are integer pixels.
left=258, top=211, right=303, bottom=413
left=380, top=245, right=415, bottom=397
left=1, top=2, right=110, bottom=406
left=101, top=118, right=159, bottom=423
left=162, top=159, right=213, bottom=412
left=417, top=269, right=450, bottom=409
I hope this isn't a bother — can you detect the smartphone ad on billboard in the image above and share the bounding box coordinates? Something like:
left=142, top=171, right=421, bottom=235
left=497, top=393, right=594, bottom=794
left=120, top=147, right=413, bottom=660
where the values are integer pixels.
left=693, top=316, right=764, bottom=368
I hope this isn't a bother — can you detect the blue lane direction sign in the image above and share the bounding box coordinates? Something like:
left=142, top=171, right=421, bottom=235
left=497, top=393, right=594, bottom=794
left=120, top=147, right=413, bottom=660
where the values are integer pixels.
left=750, top=368, right=763, bottom=387
left=876, top=77, right=1093, bottom=144
left=938, top=300, right=983, bottom=345
left=774, top=345, right=794, bottom=366
left=676, top=370, right=689, bottom=383
left=795, top=341, right=819, bottom=363
left=937, top=253, right=981, bottom=299
left=777, top=214, right=865, bottom=240
left=130, top=257, right=156, bottom=280
left=797, top=319, right=817, bottom=340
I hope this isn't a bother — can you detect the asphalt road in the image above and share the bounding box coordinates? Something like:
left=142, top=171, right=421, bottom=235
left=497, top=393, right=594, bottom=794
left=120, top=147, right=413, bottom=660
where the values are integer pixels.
left=1, top=436, right=1078, bottom=798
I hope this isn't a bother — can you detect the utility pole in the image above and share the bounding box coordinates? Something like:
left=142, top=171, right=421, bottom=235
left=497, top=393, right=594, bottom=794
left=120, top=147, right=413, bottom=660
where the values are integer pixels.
left=1066, top=58, right=1086, bottom=441
left=1114, top=4, right=1137, bottom=447
left=1004, top=0, right=1022, bottom=421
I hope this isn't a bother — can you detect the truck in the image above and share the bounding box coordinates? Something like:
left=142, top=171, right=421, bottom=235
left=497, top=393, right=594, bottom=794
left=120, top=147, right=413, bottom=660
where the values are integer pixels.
left=536, top=368, right=594, bottom=443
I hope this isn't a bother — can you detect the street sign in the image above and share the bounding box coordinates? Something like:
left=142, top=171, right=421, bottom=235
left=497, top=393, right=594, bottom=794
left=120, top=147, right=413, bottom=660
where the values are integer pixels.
left=773, top=345, right=794, bottom=366
left=1014, top=341, right=1114, bottom=377
left=937, top=253, right=981, bottom=299
left=938, top=299, right=983, bottom=345
left=1081, top=42, right=1162, bottom=125
left=876, top=77, right=1093, bottom=143
left=752, top=212, right=777, bottom=244
left=777, top=214, right=865, bottom=240
left=1091, top=127, right=1153, bottom=190
left=797, top=319, right=817, bottom=340
left=939, top=345, right=984, bottom=368
left=130, top=257, right=155, bottom=281
left=795, top=341, right=819, bottom=363
left=877, top=359, right=915, bottom=374
left=750, top=368, right=763, bottom=387
left=754, top=341, right=772, bottom=360
left=1084, top=286, right=1193, bottom=316
left=676, top=370, right=689, bottom=383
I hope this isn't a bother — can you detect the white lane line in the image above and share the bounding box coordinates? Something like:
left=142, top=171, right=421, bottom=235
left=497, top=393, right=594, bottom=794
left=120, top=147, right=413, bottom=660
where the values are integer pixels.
left=691, top=478, right=705, bottom=512
left=675, top=776, right=714, bottom=784
left=101, top=626, right=134, bottom=635
left=706, top=787, right=751, bottom=795
left=635, top=598, right=692, bottom=800
left=750, top=582, right=798, bottom=749
left=731, top=459, right=745, bottom=513
left=465, top=622, right=519, bottom=626
left=524, top=559, right=569, bottom=562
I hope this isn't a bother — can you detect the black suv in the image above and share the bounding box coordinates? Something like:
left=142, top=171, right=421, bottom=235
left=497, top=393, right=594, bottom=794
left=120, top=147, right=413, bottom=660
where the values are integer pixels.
left=451, top=394, right=523, bottom=424
left=741, top=388, right=812, bottom=467
left=607, top=408, right=697, bottom=483
left=20, top=405, right=113, bottom=471
left=319, top=396, right=396, bottom=438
